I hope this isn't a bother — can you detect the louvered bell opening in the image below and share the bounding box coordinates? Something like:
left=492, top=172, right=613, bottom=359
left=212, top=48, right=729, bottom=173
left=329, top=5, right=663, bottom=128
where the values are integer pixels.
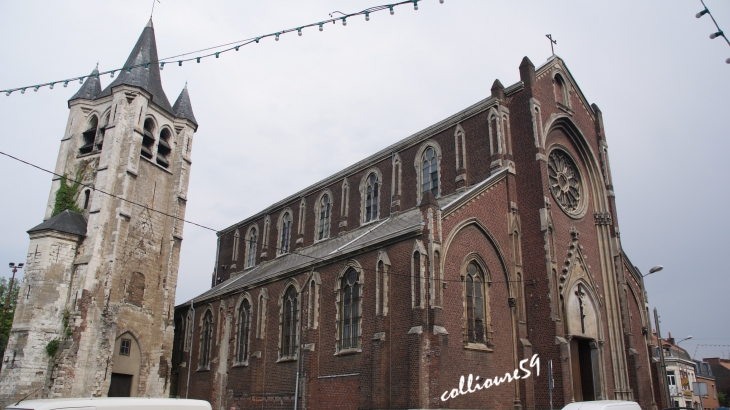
left=79, top=130, right=96, bottom=155
left=157, top=138, right=171, bottom=156
left=156, top=155, right=169, bottom=168
left=140, top=145, right=153, bottom=159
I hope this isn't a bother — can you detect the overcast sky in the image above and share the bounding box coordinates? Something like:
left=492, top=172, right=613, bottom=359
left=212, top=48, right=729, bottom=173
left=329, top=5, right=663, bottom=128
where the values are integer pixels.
left=1, top=1, right=728, bottom=361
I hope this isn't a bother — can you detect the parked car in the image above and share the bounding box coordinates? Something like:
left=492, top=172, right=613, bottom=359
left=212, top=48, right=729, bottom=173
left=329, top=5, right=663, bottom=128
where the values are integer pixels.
left=562, top=401, right=642, bottom=410
left=5, top=398, right=212, bottom=410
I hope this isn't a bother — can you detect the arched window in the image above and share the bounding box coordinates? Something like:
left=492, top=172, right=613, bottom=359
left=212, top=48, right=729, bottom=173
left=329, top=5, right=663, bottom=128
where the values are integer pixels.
left=318, top=194, right=331, bottom=240
left=236, top=299, right=252, bottom=363
left=422, top=147, right=439, bottom=198
left=279, top=212, right=292, bottom=255
left=364, top=173, right=379, bottom=223
left=141, top=118, right=155, bottom=160
left=157, top=127, right=172, bottom=168
left=465, top=262, right=487, bottom=344
left=338, top=268, right=362, bottom=350
left=199, top=310, right=214, bottom=369
left=80, top=115, right=98, bottom=155
left=246, top=227, right=257, bottom=268
left=281, top=286, right=298, bottom=358
left=554, top=74, right=569, bottom=107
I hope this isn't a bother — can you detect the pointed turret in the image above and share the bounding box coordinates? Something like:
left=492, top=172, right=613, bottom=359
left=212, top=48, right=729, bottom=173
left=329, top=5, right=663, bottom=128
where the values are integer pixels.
left=69, top=65, right=102, bottom=102
left=98, top=19, right=173, bottom=113
left=173, top=84, right=198, bottom=130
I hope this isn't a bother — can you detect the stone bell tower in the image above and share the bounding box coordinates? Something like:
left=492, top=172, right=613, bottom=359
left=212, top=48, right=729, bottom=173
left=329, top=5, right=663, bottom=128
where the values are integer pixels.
left=0, top=19, right=198, bottom=404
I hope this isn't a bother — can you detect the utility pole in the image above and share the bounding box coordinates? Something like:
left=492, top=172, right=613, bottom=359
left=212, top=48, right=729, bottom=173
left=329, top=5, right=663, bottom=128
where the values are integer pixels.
left=0, top=262, right=23, bottom=371
left=655, top=308, right=671, bottom=408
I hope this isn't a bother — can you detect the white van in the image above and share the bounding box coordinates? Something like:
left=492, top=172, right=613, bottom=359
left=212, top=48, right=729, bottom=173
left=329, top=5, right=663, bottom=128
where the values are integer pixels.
left=562, top=400, right=643, bottom=410
left=4, top=398, right=211, bottom=410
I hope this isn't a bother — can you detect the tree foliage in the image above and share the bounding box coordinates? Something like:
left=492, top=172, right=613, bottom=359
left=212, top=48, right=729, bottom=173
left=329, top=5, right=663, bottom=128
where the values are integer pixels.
left=52, top=172, right=82, bottom=216
left=719, top=392, right=727, bottom=407
left=0, top=277, right=21, bottom=353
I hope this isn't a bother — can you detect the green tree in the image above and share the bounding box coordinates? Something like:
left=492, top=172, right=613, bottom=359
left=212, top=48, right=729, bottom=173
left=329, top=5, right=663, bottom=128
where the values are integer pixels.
left=0, top=277, right=21, bottom=353
left=718, top=391, right=727, bottom=407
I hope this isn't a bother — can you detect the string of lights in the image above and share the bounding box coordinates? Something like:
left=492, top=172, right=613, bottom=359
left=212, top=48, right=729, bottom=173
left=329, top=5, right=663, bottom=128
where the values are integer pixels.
left=2, top=0, right=445, bottom=96
left=0, top=149, right=535, bottom=286
left=696, top=0, right=730, bottom=64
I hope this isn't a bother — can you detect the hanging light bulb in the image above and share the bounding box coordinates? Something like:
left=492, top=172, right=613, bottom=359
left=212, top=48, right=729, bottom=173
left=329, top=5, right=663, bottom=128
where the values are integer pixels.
left=440, top=0, right=444, bottom=3
left=235, top=46, right=240, bottom=51
left=94, top=73, right=99, bottom=79
left=63, top=81, right=69, bottom=88
left=160, top=62, right=165, bottom=70
left=127, top=66, right=132, bottom=72
left=319, top=23, right=324, bottom=31
left=79, top=77, right=84, bottom=84
left=255, top=37, right=260, bottom=43
left=215, top=52, right=220, bottom=58
left=144, top=62, right=149, bottom=69
left=365, top=11, right=370, bottom=21
left=414, top=0, right=418, bottom=10
left=34, top=86, right=40, bottom=92
left=21, top=88, right=26, bottom=94
left=389, top=6, right=394, bottom=15
left=5, top=91, right=10, bottom=96
left=275, top=32, right=280, bottom=41
left=342, top=17, right=347, bottom=26
left=196, top=57, right=201, bottom=63
left=696, top=8, right=709, bottom=18
left=298, top=28, right=302, bottom=36
left=178, top=60, right=183, bottom=66
left=710, top=31, right=724, bottom=39
left=726, top=57, right=730, bottom=64
left=50, top=83, right=55, bottom=89
left=110, top=70, right=115, bottom=78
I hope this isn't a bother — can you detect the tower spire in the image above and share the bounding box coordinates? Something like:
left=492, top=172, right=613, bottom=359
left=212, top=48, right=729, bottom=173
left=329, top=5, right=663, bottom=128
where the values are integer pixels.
left=69, top=65, right=102, bottom=102
left=98, top=20, right=172, bottom=113
left=173, top=83, right=198, bottom=130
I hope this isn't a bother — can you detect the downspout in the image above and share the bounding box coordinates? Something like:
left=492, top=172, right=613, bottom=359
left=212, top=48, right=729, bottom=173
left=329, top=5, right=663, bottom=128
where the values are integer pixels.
left=186, top=300, right=195, bottom=399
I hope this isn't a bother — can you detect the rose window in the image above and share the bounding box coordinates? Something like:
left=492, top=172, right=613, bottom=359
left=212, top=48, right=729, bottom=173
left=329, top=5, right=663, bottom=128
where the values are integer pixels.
left=548, top=150, right=582, bottom=214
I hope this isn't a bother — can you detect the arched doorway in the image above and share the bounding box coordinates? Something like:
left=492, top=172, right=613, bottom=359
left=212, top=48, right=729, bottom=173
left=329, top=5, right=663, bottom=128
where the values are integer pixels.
left=108, top=332, right=141, bottom=397
left=565, top=281, right=602, bottom=402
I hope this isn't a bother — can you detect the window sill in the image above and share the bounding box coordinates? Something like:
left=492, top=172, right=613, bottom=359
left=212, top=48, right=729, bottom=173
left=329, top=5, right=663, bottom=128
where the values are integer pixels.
left=196, top=367, right=210, bottom=372
left=335, top=348, right=362, bottom=356
left=463, top=343, right=493, bottom=353
left=231, top=361, right=249, bottom=368
left=276, top=356, right=297, bottom=363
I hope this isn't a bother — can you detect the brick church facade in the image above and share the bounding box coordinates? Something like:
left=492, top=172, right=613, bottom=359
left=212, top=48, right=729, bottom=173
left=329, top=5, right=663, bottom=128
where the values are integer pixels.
left=172, top=56, right=658, bottom=410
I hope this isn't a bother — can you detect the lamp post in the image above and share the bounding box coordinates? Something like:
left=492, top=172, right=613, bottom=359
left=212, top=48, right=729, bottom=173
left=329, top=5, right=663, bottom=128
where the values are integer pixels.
left=642, top=265, right=663, bottom=277
left=677, top=336, right=693, bottom=345
left=0, top=262, right=23, bottom=372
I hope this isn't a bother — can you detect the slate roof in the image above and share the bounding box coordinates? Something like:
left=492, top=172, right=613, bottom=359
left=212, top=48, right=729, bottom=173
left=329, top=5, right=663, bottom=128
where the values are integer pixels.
left=97, top=19, right=174, bottom=114
left=184, top=206, right=425, bottom=305
left=173, top=84, right=198, bottom=129
left=69, top=66, right=102, bottom=102
left=27, top=210, right=87, bottom=237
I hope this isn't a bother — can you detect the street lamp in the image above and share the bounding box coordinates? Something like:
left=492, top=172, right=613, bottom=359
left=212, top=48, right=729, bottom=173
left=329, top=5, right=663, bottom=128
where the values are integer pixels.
left=642, top=265, right=663, bottom=277
left=677, top=335, right=693, bottom=345
left=2, top=263, right=24, bottom=330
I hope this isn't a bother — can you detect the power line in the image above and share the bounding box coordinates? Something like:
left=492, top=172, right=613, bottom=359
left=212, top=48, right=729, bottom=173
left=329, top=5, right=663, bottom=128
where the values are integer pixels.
left=1, top=150, right=534, bottom=287
left=2, top=0, right=445, bottom=96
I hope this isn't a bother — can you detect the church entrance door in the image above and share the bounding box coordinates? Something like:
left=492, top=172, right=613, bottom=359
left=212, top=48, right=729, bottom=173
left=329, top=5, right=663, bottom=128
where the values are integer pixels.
left=108, top=373, right=133, bottom=397
left=570, top=337, right=595, bottom=402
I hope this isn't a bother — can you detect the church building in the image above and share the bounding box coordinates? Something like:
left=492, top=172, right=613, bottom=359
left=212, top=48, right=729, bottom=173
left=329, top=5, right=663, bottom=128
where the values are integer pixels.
left=0, top=20, right=197, bottom=404
left=172, top=55, right=659, bottom=410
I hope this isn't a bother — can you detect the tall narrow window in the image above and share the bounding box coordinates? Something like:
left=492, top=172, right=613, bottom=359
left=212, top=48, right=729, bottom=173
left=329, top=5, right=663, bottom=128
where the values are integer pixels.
left=465, top=262, right=486, bottom=344
left=236, top=299, right=251, bottom=363
left=281, top=286, right=298, bottom=358
left=141, top=118, right=155, bottom=160
left=413, top=252, right=422, bottom=308
left=80, top=116, right=98, bottom=155
left=157, top=128, right=172, bottom=168
left=83, top=189, right=91, bottom=210
left=232, top=229, right=240, bottom=262
left=422, top=147, right=439, bottom=198
left=365, top=173, right=379, bottom=222
left=199, top=310, right=213, bottom=369
left=246, top=227, right=257, bottom=268
left=318, top=194, right=331, bottom=240
left=184, top=311, right=193, bottom=352
left=96, top=113, right=110, bottom=151
left=339, top=268, right=361, bottom=350
left=280, top=213, right=292, bottom=255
